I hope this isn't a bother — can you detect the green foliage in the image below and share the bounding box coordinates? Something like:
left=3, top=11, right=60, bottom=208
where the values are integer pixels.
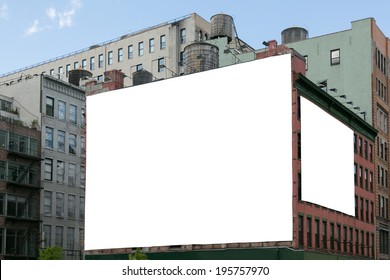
left=38, top=246, right=64, bottom=260
left=128, top=248, right=148, bottom=260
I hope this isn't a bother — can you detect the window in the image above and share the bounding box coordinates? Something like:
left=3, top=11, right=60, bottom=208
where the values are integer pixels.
left=315, top=220, right=320, bottom=248
left=369, top=171, right=373, bottom=191
left=298, top=215, right=304, bottom=246
left=149, top=38, right=155, bottom=53
left=79, top=228, right=84, bottom=250
left=376, top=107, right=388, bottom=133
left=128, top=45, right=133, bottom=59
left=361, top=231, right=365, bottom=255
left=98, top=54, right=104, bottom=68
left=349, top=228, right=353, bottom=253
left=55, top=226, right=63, bottom=247
left=67, top=227, right=75, bottom=252
left=364, top=140, right=368, bottom=159
left=50, top=69, right=54, bottom=76
left=82, top=59, right=87, bottom=69
left=136, top=64, right=143, bottom=71
left=330, top=223, right=335, bottom=250
left=0, top=130, right=6, bottom=149
left=179, top=51, right=184, bottom=64
left=180, top=28, right=186, bottom=44
left=108, top=51, right=113, bottom=65
left=371, top=201, right=374, bottom=223
left=354, top=163, right=357, bottom=185
left=81, top=108, right=86, bottom=127
left=58, top=66, right=63, bottom=79
left=336, top=225, right=341, bottom=251
left=46, top=97, right=54, bottom=117
left=80, top=137, right=86, bottom=156
left=43, top=225, right=51, bottom=248
left=330, top=49, right=340, bottom=65
left=364, top=169, right=368, bottom=189
left=322, top=221, right=327, bottom=249
left=297, top=132, right=301, bottom=160
left=365, top=199, right=369, bottom=222
left=355, top=229, right=359, bottom=255
left=90, top=56, right=95, bottom=70
left=118, top=48, right=123, bottom=62
left=43, top=190, right=52, bottom=216
left=359, top=166, right=363, bottom=187
left=379, top=195, right=387, bottom=218
left=298, top=172, right=302, bottom=200
left=66, top=64, right=70, bottom=77
left=355, top=195, right=358, bottom=218
left=158, top=58, right=165, bottom=72
left=57, top=130, right=65, bottom=152
left=138, top=42, right=144, bottom=56
left=306, top=217, right=312, bottom=247
left=44, top=158, right=53, bottom=181
left=68, top=163, right=76, bottom=187
left=68, top=195, right=76, bottom=219
left=69, top=104, right=77, bottom=124
left=343, top=226, right=348, bottom=252
left=303, top=55, right=308, bottom=70
left=80, top=196, right=85, bottom=220
left=74, top=62, right=79, bottom=69
left=360, top=197, right=364, bottom=221
left=56, top=192, right=64, bottom=218
left=69, top=134, right=77, bottom=155
left=57, top=161, right=65, bottom=183
left=80, top=166, right=85, bottom=188
left=58, top=100, right=66, bottom=120
left=358, top=137, right=362, bottom=155
left=379, top=229, right=389, bottom=254
left=6, top=194, right=16, bottom=216
left=160, top=35, right=166, bottom=49
left=369, top=144, right=373, bottom=162
left=97, top=75, right=103, bottom=82
left=0, top=193, right=4, bottom=215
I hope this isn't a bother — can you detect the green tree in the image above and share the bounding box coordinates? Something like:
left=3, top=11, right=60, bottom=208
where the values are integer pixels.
left=38, top=246, right=64, bottom=260
left=128, top=248, right=148, bottom=260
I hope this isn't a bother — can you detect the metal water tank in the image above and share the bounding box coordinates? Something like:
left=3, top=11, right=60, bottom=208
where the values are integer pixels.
left=281, top=27, right=308, bottom=44
left=68, top=69, right=92, bottom=86
left=183, top=42, right=219, bottom=75
left=210, top=14, right=234, bottom=42
left=132, top=69, right=153, bottom=86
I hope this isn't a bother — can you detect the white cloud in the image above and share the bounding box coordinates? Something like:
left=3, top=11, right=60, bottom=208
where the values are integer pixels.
left=25, top=0, right=82, bottom=35
left=71, top=0, right=82, bottom=9
left=58, top=9, right=75, bottom=28
left=0, top=2, right=9, bottom=19
left=56, top=0, right=82, bottom=29
left=25, top=19, right=41, bottom=36
left=46, top=7, right=57, bottom=20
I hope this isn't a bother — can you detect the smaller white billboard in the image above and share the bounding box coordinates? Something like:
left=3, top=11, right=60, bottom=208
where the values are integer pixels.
left=301, top=97, right=354, bottom=216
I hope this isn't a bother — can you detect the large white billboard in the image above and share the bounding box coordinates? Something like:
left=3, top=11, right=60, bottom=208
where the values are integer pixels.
left=85, top=54, right=293, bottom=250
left=300, top=97, right=354, bottom=216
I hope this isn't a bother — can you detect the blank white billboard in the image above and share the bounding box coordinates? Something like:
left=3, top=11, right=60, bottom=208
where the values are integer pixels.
left=85, top=54, right=293, bottom=250
left=301, top=97, right=354, bottom=215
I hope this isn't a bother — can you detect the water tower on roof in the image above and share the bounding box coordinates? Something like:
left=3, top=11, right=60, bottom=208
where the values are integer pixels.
left=210, top=14, right=234, bottom=43
left=281, top=27, right=309, bottom=44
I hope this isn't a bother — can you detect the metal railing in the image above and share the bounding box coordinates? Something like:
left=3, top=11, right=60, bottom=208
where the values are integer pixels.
left=0, top=14, right=193, bottom=78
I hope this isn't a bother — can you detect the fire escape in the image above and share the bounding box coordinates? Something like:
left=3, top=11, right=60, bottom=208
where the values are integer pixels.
left=4, top=132, right=42, bottom=259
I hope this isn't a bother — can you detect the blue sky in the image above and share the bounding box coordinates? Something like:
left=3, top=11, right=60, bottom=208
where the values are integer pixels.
left=0, top=0, right=389, bottom=75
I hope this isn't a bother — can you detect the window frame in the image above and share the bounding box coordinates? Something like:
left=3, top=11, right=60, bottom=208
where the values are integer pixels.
left=330, top=49, right=340, bottom=65
left=46, top=97, right=54, bottom=117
